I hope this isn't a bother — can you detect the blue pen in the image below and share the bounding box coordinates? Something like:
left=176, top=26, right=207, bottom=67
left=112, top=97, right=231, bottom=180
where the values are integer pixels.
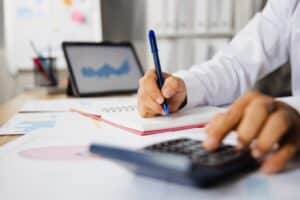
left=148, top=30, right=169, bottom=115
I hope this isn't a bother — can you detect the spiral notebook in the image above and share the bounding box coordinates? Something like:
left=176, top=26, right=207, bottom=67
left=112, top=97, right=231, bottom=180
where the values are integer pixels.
left=75, top=105, right=224, bottom=136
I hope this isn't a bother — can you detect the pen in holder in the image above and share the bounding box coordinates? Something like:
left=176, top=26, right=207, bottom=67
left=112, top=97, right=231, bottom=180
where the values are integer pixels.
left=33, top=57, right=58, bottom=87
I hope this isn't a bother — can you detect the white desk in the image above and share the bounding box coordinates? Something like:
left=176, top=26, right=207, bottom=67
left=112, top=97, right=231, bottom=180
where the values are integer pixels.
left=0, top=91, right=300, bottom=200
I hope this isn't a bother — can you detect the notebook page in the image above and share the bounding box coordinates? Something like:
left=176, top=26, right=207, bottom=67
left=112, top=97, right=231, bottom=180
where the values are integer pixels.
left=102, top=106, right=224, bottom=132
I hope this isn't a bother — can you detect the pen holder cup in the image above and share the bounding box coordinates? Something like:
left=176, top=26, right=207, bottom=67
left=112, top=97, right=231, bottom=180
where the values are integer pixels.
left=33, top=57, right=58, bottom=87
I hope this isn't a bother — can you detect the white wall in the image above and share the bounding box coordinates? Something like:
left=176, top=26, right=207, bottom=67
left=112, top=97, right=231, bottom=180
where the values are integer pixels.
left=0, top=0, right=4, bottom=48
left=0, top=0, right=15, bottom=103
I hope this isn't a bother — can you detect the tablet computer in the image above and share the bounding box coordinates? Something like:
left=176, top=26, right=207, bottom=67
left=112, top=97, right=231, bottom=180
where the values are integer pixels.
left=62, top=42, right=144, bottom=97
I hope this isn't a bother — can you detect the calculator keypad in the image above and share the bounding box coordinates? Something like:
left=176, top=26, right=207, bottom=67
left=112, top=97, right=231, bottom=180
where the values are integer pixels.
left=144, top=138, right=244, bottom=166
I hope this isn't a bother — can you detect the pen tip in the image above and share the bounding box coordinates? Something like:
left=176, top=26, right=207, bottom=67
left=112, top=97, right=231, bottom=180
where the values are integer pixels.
left=164, top=106, right=169, bottom=116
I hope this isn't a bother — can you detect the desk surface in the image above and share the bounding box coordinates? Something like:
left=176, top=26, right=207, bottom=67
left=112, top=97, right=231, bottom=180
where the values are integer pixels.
left=0, top=90, right=66, bottom=146
left=2, top=91, right=300, bottom=199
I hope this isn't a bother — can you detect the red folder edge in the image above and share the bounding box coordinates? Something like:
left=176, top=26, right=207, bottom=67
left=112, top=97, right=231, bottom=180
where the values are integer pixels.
left=72, top=109, right=207, bottom=136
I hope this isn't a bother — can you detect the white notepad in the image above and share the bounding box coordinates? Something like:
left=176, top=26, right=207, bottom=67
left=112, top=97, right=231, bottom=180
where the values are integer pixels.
left=97, top=106, right=224, bottom=135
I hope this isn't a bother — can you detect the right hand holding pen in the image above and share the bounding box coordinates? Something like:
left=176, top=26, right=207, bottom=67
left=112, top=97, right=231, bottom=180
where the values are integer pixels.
left=138, top=69, right=187, bottom=117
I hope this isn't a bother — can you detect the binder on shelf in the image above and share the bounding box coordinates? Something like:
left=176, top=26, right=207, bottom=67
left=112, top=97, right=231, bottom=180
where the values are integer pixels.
left=175, top=39, right=194, bottom=71
left=194, top=39, right=209, bottom=65
left=147, top=0, right=165, bottom=34
left=176, top=0, right=195, bottom=33
left=194, top=0, right=209, bottom=33
left=157, top=39, right=178, bottom=72
left=219, top=0, right=234, bottom=32
left=209, top=38, right=230, bottom=58
left=234, top=0, right=254, bottom=32
left=165, top=0, right=177, bottom=34
left=208, top=0, right=218, bottom=31
left=146, top=39, right=177, bottom=73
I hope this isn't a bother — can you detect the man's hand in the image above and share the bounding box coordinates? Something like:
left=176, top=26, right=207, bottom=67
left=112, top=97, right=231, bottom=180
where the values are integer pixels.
left=138, top=69, right=187, bottom=117
left=204, top=91, right=300, bottom=174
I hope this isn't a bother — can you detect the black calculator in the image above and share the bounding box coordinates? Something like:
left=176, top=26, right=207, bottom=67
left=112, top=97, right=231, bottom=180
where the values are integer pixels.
left=90, top=138, right=259, bottom=188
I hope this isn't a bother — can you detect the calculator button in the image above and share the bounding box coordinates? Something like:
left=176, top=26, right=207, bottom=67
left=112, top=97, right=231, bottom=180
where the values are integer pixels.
left=178, top=147, right=195, bottom=155
left=195, top=155, right=209, bottom=163
left=183, top=141, right=201, bottom=147
left=206, top=156, right=220, bottom=165
left=143, top=138, right=248, bottom=166
left=167, top=139, right=183, bottom=145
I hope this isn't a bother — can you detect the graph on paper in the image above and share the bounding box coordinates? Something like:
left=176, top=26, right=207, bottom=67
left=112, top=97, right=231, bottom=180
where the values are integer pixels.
left=0, top=113, right=60, bottom=135
left=13, top=119, right=56, bottom=133
left=81, top=60, right=130, bottom=78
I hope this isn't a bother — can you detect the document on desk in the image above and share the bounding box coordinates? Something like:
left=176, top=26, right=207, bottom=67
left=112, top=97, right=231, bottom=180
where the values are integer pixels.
left=0, top=112, right=89, bottom=135
left=20, top=96, right=137, bottom=113
left=20, top=99, right=78, bottom=112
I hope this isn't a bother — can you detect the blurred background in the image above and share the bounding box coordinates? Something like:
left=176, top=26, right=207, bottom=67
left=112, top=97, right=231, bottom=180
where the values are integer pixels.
left=0, top=0, right=290, bottom=104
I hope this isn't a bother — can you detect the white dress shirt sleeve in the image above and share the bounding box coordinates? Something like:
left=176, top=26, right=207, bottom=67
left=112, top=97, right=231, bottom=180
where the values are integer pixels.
left=174, top=0, right=292, bottom=109
left=278, top=97, right=300, bottom=113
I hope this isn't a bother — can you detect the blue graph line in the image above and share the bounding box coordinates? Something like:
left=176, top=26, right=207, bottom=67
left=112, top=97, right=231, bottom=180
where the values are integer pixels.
left=81, top=60, right=130, bottom=78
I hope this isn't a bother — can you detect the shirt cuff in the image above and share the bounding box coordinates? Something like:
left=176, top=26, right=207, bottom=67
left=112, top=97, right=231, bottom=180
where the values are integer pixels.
left=278, top=96, right=300, bottom=113
left=174, top=70, right=207, bottom=109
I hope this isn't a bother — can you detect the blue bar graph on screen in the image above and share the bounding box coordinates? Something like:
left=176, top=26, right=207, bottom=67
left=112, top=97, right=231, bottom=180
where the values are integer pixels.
left=81, top=60, right=130, bottom=78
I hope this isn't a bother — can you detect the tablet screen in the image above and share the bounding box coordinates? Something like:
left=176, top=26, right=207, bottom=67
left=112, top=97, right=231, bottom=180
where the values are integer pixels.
left=64, top=44, right=143, bottom=95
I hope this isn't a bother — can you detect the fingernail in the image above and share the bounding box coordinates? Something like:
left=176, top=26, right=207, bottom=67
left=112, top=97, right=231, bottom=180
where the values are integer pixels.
left=252, top=149, right=262, bottom=159
left=163, top=87, right=172, bottom=98
left=204, top=124, right=210, bottom=131
left=156, top=97, right=164, bottom=104
left=204, top=138, right=218, bottom=149
left=236, top=141, right=244, bottom=150
left=261, top=165, right=277, bottom=175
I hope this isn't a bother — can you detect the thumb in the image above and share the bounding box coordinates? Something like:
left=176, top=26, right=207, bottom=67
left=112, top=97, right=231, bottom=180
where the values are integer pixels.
left=162, top=76, right=181, bottom=99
